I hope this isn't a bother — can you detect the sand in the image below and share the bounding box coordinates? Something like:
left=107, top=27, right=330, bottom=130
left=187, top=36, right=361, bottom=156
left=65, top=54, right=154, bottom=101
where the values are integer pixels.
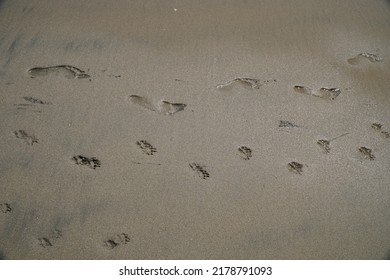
left=0, top=0, right=390, bottom=259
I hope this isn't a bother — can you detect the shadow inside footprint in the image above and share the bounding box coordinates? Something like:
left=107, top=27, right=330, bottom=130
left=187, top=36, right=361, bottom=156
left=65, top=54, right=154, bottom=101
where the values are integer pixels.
left=72, top=155, right=101, bottom=169
left=293, top=86, right=341, bottom=100
left=28, top=65, right=90, bottom=79
left=128, top=95, right=156, bottom=112
left=217, top=78, right=276, bottom=90
left=347, top=53, right=383, bottom=65
left=128, top=95, right=186, bottom=115
left=157, top=100, right=186, bottom=115
left=358, top=147, right=375, bottom=160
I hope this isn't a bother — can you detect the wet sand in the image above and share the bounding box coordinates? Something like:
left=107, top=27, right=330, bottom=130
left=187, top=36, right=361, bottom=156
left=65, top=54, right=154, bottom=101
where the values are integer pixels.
left=0, top=0, right=390, bottom=259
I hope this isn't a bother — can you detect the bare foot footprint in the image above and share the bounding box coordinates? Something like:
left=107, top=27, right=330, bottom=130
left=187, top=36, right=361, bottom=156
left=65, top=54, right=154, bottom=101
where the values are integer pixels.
left=279, top=120, right=301, bottom=128
left=238, top=146, right=253, bottom=160
left=293, top=86, right=341, bottom=100
left=128, top=95, right=156, bottom=112
left=189, top=163, right=210, bottom=180
left=13, top=130, right=38, bottom=145
left=128, top=95, right=186, bottom=115
left=288, top=161, right=304, bottom=175
left=72, top=155, right=101, bottom=169
left=104, top=233, right=131, bottom=249
left=28, top=65, right=90, bottom=79
left=217, top=78, right=276, bottom=90
left=157, top=100, right=186, bottom=115
left=347, top=53, right=383, bottom=65
left=358, top=146, right=375, bottom=160
left=0, top=203, right=12, bottom=214
left=136, top=140, right=157, bottom=155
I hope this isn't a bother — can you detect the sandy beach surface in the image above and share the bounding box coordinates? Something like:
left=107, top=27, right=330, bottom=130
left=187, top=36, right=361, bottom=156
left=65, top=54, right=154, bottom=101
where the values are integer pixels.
left=0, top=0, right=390, bottom=259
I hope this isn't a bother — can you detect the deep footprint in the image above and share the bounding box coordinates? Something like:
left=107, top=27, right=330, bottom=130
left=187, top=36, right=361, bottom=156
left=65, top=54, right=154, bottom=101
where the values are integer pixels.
left=72, top=155, right=101, bottom=169
left=28, top=65, right=90, bottom=79
left=13, top=130, right=38, bottom=145
left=136, top=140, right=157, bottom=155
left=104, top=233, right=131, bottom=249
left=189, top=163, right=210, bottom=180
left=347, top=53, right=383, bottom=65
left=238, top=146, right=253, bottom=160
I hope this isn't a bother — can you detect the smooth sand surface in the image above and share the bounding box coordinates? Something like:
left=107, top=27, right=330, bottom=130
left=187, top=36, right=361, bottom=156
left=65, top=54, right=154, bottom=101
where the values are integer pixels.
left=0, top=0, right=390, bottom=259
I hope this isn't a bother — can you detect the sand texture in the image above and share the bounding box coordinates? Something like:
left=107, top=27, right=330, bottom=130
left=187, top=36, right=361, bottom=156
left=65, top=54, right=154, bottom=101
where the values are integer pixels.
left=0, top=0, right=390, bottom=259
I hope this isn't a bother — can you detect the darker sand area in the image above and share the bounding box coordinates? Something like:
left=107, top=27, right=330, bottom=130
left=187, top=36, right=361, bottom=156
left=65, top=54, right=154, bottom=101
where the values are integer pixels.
left=0, top=0, right=390, bottom=259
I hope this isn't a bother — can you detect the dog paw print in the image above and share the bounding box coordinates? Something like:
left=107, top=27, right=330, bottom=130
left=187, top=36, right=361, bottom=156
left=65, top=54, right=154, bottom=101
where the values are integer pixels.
left=38, top=229, right=62, bottom=248
left=288, top=161, right=304, bottom=175
left=136, top=140, right=157, bottom=155
left=72, top=155, right=101, bottom=169
left=0, top=203, right=12, bottom=214
left=238, top=146, right=253, bottom=160
left=189, top=163, right=210, bottom=180
left=358, top=146, right=375, bottom=160
left=371, top=123, right=390, bottom=139
left=13, top=130, right=38, bottom=145
left=104, top=233, right=131, bottom=249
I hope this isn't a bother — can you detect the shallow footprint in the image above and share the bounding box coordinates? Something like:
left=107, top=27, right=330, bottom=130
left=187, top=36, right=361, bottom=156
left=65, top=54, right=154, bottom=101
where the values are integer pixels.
left=0, top=203, right=12, bottom=214
left=358, top=146, right=375, bottom=160
left=189, top=163, right=210, bottom=180
left=37, top=229, right=62, bottom=248
left=347, top=53, right=383, bottom=65
left=104, top=233, right=131, bottom=249
left=316, top=132, right=350, bottom=154
left=72, top=155, right=101, bottom=169
left=288, top=161, right=304, bottom=175
left=238, top=146, right=252, bottom=160
left=128, top=95, right=156, bottom=112
left=136, top=140, right=156, bottom=155
left=128, top=95, right=186, bottom=115
left=294, top=85, right=341, bottom=100
left=279, top=120, right=301, bottom=128
left=13, top=130, right=38, bottom=145
left=217, top=78, right=276, bottom=90
left=28, top=65, right=90, bottom=79
left=157, top=100, right=186, bottom=115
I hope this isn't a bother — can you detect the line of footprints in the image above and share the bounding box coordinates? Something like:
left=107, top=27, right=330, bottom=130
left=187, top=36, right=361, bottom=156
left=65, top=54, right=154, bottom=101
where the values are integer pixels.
left=5, top=53, right=386, bottom=251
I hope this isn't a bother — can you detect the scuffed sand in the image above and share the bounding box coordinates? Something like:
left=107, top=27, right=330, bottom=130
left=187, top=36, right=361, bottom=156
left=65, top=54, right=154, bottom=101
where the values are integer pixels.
left=0, top=0, right=390, bottom=259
